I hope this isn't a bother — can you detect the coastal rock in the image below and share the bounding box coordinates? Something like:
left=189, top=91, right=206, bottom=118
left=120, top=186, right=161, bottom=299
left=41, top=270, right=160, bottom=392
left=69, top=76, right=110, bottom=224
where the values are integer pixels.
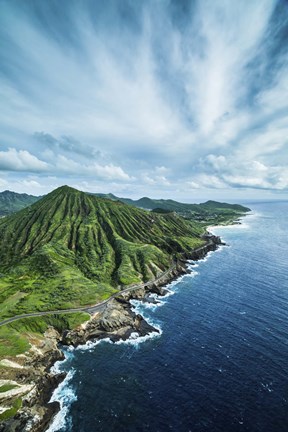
left=62, top=297, right=158, bottom=347
left=0, top=328, right=64, bottom=432
left=149, top=284, right=170, bottom=297
left=118, top=287, right=146, bottom=301
left=61, top=262, right=195, bottom=349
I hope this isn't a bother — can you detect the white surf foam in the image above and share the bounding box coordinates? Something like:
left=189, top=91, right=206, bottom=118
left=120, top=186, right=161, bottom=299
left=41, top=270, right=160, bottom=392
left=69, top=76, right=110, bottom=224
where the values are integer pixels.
left=134, top=289, right=176, bottom=311
left=50, top=349, right=74, bottom=375
left=161, top=269, right=199, bottom=292
left=208, top=210, right=260, bottom=235
left=189, top=248, right=219, bottom=264
left=208, top=223, right=249, bottom=232
left=74, top=326, right=162, bottom=352
left=130, top=299, right=163, bottom=328
left=46, top=369, right=77, bottom=432
left=75, top=337, right=113, bottom=352
left=115, top=327, right=163, bottom=347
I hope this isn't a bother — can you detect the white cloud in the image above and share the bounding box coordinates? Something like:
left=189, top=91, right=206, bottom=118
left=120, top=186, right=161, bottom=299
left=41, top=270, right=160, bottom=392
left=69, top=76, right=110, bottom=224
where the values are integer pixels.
left=0, top=148, right=49, bottom=172
left=197, top=153, right=288, bottom=191
left=56, top=155, right=131, bottom=181
left=141, top=168, right=171, bottom=187
left=155, top=166, right=169, bottom=175
left=92, top=164, right=131, bottom=181
left=187, top=174, right=227, bottom=190
left=0, top=0, right=287, bottom=199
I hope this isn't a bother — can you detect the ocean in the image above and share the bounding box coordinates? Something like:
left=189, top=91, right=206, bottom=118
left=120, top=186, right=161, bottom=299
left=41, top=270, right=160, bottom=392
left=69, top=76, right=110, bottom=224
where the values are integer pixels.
left=47, top=201, right=288, bottom=432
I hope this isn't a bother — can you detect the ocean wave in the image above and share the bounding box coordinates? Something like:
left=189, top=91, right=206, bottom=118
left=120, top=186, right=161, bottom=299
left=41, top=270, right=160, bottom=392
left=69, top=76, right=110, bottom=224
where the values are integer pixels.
left=209, top=223, right=250, bottom=232
left=46, top=369, right=77, bottom=432
left=132, top=268, right=200, bottom=313
left=74, top=337, right=113, bottom=351
left=115, top=327, right=163, bottom=347
left=163, top=270, right=199, bottom=291
left=190, top=249, right=218, bottom=264
left=132, top=290, right=175, bottom=311
left=74, top=326, right=162, bottom=352
left=130, top=298, right=156, bottom=314
left=207, top=213, right=258, bottom=233
left=50, top=349, right=74, bottom=375
left=130, top=299, right=163, bottom=326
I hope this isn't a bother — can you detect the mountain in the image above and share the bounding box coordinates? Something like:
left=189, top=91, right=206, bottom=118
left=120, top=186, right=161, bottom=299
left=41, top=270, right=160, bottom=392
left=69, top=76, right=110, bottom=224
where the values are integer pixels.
left=92, top=193, right=201, bottom=211
left=92, top=193, right=250, bottom=219
left=0, top=186, right=205, bottom=320
left=0, top=190, right=40, bottom=216
left=0, top=189, right=250, bottom=220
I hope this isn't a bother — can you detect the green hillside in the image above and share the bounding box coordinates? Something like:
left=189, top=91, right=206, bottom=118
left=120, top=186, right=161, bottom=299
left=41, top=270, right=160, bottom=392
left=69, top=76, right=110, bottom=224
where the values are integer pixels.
left=201, top=200, right=250, bottom=212
left=0, top=186, right=205, bottom=322
left=0, top=190, right=40, bottom=216
left=93, top=193, right=202, bottom=211
left=92, top=193, right=250, bottom=223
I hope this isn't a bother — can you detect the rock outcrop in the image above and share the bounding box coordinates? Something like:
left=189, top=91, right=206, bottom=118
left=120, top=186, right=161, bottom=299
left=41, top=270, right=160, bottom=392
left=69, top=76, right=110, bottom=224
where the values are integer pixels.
left=62, top=296, right=158, bottom=346
left=0, top=328, right=64, bottom=432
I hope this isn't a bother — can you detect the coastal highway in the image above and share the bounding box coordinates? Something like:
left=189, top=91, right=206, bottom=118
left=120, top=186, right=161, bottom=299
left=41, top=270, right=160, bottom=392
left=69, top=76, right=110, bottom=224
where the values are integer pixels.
left=0, top=262, right=178, bottom=328
left=0, top=240, right=215, bottom=328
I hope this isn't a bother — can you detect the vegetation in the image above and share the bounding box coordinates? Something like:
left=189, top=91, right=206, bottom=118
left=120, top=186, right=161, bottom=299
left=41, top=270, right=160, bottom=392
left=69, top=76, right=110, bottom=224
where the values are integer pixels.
left=0, top=186, right=206, bottom=323
left=0, top=186, right=249, bottom=360
left=0, top=384, right=19, bottom=393
left=0, top=398, right=22, bottom=421
left=8, top=313, right=90, bottom=335
left=0, top=313, right=89, bottom=359
left=0, top=325, right=30, bottom=358
left=92, top=192, right=250, bottom=222
left=0, top=191, right=40, bottom=216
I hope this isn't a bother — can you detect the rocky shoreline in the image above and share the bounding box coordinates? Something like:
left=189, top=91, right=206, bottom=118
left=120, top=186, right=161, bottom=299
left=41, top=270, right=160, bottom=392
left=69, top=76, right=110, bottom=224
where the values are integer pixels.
left=0, top=327, right=65, bottom=432
left=0, top=235, right=222, bottom=432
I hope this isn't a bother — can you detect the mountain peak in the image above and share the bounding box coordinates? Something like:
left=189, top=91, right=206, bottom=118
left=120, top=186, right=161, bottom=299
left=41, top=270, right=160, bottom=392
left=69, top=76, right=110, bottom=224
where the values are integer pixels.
left=2, top=190, right=19, bottom=196
left=46, top=185, right=83, bottom=199
left=53, top=185, right=79, bottom=193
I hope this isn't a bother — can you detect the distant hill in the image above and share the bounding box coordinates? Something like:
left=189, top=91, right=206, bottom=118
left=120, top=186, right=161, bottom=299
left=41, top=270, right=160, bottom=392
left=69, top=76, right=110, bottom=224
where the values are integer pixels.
left=201, top=200, right=250, bottom=212
left=93, top=193, right=201, bottom=211
left=0, top=190, right=40, bottom=216
left=0, top=185, right=205, bottom=319
left=92, top=193, right=250, bottom=220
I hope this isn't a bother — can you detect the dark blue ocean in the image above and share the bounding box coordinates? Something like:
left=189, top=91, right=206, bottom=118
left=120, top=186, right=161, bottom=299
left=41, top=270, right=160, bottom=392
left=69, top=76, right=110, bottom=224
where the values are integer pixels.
left=47, top=202, right=288, bottom=432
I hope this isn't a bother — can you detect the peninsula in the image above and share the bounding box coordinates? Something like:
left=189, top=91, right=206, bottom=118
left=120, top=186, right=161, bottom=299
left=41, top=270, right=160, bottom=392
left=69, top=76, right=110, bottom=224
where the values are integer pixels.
left=0, top=186, right=250, bottom=431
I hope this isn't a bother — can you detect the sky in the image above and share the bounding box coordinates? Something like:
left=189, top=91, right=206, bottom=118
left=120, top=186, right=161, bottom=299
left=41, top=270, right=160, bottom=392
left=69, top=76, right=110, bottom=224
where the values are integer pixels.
left=0, top=0, right=288, bottom=202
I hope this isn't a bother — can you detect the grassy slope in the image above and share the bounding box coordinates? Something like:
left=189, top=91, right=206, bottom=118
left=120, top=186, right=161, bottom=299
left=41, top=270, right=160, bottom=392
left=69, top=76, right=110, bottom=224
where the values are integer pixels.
left=0, top=312, right=90, bottom=358
left=0, top=186, right=205, bottom=323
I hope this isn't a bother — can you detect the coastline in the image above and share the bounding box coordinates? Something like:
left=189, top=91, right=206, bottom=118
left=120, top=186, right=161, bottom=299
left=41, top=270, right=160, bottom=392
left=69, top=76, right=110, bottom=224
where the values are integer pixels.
left=0, top=235, right=223, bottom=432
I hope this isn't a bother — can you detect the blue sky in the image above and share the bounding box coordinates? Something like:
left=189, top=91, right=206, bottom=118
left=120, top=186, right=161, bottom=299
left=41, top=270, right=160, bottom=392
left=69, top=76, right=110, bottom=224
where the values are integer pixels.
left=0, top=0, right=288, bottom=201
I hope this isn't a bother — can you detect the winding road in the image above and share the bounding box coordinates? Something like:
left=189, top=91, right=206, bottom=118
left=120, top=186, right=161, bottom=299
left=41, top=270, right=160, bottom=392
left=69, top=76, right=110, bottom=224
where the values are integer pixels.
left=0, top=262, right=177, bottom=328
left=0, top=240, right=215, bottom=328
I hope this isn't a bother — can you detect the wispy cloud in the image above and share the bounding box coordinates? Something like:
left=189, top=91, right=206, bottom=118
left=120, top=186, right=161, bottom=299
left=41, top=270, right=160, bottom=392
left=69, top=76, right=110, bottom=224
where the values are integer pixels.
left=0, top=0, right=287, bottom=198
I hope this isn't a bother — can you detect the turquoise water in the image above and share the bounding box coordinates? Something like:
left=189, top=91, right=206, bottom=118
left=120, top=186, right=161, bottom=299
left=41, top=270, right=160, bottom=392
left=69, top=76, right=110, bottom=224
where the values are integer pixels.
left=47, top=202, right=288, bottom=432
